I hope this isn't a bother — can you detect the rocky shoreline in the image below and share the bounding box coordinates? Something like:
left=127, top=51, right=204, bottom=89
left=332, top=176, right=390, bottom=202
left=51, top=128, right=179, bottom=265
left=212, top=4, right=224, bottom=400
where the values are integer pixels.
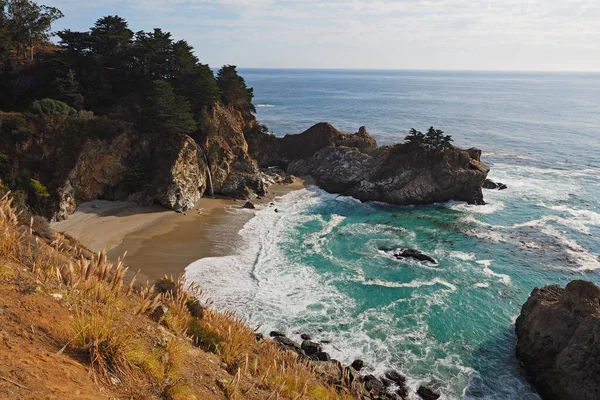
left=262, top=330, right=440, bottom=400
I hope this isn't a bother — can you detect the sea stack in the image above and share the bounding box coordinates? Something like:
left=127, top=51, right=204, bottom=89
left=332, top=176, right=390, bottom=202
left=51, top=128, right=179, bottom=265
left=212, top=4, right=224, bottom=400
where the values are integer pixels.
left=247, top=122, right=490, bottom=206
left=515, top=280, right=600, bottom=400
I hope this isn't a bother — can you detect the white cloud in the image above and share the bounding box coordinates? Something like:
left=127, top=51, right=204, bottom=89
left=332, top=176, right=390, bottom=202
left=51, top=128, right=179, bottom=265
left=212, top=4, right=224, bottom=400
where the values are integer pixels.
left=51, top=0, right=600, bottom=70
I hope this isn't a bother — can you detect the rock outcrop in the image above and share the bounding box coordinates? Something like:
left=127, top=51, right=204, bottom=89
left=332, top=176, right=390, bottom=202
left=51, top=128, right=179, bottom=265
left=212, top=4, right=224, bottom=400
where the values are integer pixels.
left=1, top=104, right=267, bottom=220
left=515, top=280, right=600, bottom=400
left=248, top=122, right=489, bottom=206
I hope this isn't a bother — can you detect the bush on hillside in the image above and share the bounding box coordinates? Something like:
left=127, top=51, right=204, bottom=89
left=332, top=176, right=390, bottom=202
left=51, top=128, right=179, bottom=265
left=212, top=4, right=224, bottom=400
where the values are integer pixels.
left=31, top=98, right=76, bottom=118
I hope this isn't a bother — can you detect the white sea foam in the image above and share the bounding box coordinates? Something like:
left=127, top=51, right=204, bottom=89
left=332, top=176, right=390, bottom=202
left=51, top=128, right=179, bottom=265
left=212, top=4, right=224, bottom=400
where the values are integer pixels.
left=362, top=278, right=458, bottom=292
left=476, top=260, right=511, bottom=285
left=472, top=282, right=490, bottom=289
left=256, top=104, right=276, bottom=107
left=449, top=201, right=505, bottom=214
left=449, top=251, right=477, bottom=261
left=304, top=214, right=346, bottom=254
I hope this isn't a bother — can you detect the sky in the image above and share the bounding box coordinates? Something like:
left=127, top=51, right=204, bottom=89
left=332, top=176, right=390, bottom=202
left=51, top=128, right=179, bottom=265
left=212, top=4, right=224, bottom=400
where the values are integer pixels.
left=49, top=0, right=600, bottom=72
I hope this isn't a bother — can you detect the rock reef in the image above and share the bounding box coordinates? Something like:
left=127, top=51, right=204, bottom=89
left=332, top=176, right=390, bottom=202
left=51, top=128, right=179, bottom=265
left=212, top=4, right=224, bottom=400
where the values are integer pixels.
left=515, top=280, right=600, bottom=400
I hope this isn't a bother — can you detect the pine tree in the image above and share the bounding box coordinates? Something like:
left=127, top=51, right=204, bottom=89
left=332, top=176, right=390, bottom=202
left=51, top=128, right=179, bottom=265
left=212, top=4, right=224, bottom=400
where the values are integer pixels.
left=217, top=65, right=255, bottom=114
left=145, top=80, right=196, bottom=135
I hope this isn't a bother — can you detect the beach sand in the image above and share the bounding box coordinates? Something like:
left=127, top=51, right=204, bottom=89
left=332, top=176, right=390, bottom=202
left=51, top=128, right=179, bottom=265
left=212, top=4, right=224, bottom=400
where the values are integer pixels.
left=51, top=179, right=308, bottom=284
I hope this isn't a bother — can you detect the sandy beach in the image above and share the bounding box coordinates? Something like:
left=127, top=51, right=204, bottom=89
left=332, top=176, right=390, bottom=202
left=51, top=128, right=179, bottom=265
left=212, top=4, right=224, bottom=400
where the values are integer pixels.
left=51, top=179, right=308, bottom=283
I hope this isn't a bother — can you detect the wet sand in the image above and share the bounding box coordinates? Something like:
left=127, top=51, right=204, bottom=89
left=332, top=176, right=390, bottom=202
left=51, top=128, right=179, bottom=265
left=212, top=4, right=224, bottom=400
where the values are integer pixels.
left=51, top=179, right=308, bottom=284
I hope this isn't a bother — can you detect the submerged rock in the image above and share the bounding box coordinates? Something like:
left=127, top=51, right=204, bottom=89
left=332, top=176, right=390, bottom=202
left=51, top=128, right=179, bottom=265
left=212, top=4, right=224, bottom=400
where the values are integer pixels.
left=417, top=386, right=440, bottom=400
left=393, top=248, right=438, bottom=264
left=516, top=280, right=600, bottom=400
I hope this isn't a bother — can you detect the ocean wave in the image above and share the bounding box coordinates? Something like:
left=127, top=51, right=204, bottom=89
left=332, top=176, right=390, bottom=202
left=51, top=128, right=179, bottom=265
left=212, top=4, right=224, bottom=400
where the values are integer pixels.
left=449, top=200, right=505, bottom=214
left=476, top=260, right=511, bottom=285
left=256, top=104, right=276, bottom=108
left=361, top=277, right=458, bottom=292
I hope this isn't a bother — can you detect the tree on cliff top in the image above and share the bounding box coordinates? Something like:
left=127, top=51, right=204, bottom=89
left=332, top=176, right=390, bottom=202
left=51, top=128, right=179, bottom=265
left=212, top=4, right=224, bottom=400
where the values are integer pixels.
left=2, top=0, right=63, bottom=60
left=217, top=65, right=256, bottom=115
left=405, top=127, right=453, bottom=150
left=145, top=80, right=196, bottom=135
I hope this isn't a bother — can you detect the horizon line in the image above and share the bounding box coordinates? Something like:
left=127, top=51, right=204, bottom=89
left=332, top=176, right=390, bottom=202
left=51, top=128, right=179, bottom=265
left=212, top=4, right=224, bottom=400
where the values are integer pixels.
left=230, top=67, right=600, bottom=74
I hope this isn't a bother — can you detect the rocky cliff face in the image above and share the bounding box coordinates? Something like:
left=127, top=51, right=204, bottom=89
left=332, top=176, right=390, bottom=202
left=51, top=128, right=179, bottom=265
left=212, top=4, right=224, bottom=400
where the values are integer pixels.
left=0, top=104, right=266, bottom=221
left=515, top=280, right=600, bottom=400
left=248, top=122, right=489, bottom=205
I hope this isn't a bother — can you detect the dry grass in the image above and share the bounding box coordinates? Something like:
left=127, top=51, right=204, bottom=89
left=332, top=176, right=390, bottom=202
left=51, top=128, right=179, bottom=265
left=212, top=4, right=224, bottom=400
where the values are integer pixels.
left=0, top=192, right=362, bottom=400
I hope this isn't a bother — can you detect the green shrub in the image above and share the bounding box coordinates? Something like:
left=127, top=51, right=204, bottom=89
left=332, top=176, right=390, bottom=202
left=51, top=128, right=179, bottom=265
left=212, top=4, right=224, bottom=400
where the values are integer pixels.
left=31, top=98, right=76, bottom=118
left=30, top=178, right=50, bottom=198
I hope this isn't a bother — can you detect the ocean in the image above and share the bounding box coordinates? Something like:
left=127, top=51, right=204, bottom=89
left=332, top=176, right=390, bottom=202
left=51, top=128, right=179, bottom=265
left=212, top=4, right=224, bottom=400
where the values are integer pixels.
left=186, top=69, right=600, bottom=399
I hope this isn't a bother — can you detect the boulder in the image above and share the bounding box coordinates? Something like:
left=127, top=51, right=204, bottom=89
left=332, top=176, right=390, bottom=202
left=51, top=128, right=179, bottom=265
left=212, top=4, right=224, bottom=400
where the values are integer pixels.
left=301, top=340, right=322, bottom=356
left=483, top=179, right=499, bottom=189
left=417, top=386, right=440, bottom=400
left=269, top=330, right=286, bottom=338
left=242, top=201, right=255, bottom=209
left=300, top=333, right=312, bottom=340
left=363, top=375, right=387, bottom=397
left=515, top=280, right=600, bottom=400
left=385, top=370, right=407, bottom=386
left=351, top=359, right=365, bottom=371
left=312, top=351, right=331, bottom=362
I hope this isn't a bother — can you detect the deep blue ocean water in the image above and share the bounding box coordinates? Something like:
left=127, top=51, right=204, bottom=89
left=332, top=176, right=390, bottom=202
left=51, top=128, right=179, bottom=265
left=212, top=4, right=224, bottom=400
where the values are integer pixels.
left=187, top=69, right=600, bottom=399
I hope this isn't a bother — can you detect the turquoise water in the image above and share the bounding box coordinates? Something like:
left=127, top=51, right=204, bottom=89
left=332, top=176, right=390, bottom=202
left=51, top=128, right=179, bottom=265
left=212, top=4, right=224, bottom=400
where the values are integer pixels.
left=187, top=70, right=600, bottom=399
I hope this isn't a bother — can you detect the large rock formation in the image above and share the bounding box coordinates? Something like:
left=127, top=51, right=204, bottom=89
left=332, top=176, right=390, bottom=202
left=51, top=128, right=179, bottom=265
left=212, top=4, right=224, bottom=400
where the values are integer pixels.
left=0, top=104, right=266, bottom=221
left=247, top=122, right=489, bottom=205
left=515, top=280, right=600, bottom=400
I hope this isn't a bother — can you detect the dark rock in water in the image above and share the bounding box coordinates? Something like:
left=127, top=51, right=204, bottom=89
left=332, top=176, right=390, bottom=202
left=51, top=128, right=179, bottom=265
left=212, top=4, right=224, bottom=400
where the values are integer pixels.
left=300, top=333, right=312, bottom=341
left=301, top=340, right=322, bottom=356
left=363, top=375, right=387, bottom=396
left=417, top=386, right=440, bottom=400
left=483, top=179, right=508, bottom=191
left=516, top=280, right=600, bottom=400
left=243, top=201, right=256, bottom=209
left=483, top=179, right=499, bottom=189
left=385, top=370, right=407, bottom=386
left=397, top=385, right=409, bottom=400
left=274, top=208, right=279, bottom=213
left=254, top=333, right=264, bottom=342
left=320, top=339, right=331, bottom=344
left=351, top=359, right=364, bottom=371
left=312, top=351, right=331, bottom=362
left=273, top=336, right=304, bottom=355
left=394, top=248, right=438, bottom=264
left=269, top=330, right=286, bottom=338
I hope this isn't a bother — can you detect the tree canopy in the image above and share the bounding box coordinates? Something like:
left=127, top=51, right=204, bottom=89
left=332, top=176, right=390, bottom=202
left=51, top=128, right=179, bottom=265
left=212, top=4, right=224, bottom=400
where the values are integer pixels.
left=217, top=65, right=256, bottom=115
left=0, top=6, right=257, bottom=136
left=405, top=127, right=454, bottom=150
left=1, top=0, right=63, bottom=60
left=145, top=80, right=196, bottom=135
